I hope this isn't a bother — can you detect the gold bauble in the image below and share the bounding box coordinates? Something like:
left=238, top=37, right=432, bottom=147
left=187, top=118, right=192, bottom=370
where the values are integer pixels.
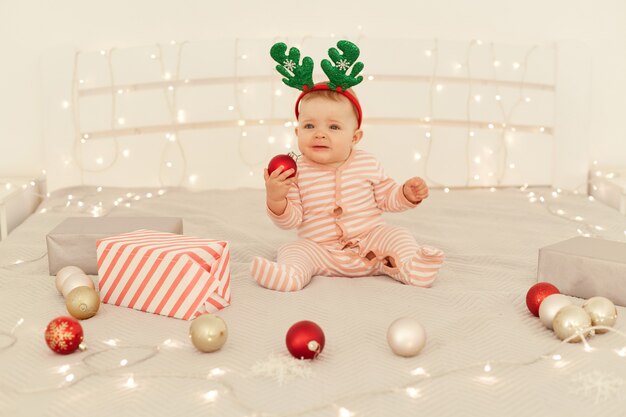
left=582, top=296, right=618, bottom=334
left=189, top=314, right=228, bottom=352
left=66, top=286, right=100, bottom=320
left=552, top=305, right=592, bottom=343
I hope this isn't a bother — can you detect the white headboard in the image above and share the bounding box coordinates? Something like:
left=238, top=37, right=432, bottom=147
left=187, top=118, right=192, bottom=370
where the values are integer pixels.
left=41, top=37, right=591, bottom=192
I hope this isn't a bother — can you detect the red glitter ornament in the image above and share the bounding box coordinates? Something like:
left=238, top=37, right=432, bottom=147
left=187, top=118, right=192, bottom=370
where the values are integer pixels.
left=268, top=153, right=298, bottom=178
left=44, top=316, right=85, bottom=355
left=285, top=320, right=325, bottom=360
left=526, top=282, right=560, bottom=317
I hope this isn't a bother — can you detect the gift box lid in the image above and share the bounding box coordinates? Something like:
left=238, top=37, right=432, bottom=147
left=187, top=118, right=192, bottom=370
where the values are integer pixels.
left=49, top=217, right=183, bottom=235
left=540, top=236, right=626, bottom=263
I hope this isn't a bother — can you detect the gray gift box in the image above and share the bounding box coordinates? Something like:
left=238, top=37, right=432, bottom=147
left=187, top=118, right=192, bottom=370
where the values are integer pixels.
left=537, top=236, right=626, bottom=307
left=46, top=217, right=183, bottom=275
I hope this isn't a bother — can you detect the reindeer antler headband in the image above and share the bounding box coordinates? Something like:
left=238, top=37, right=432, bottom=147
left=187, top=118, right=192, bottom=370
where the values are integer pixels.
left=270, top=40, right=365, bottom=128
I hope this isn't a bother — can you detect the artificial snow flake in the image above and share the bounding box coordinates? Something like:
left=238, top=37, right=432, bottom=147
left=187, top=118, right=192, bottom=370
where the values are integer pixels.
left=250, top=353, right=313, bottom=385
left=569, top=371, right=623, bottom=404
left=283, top=59, right=296, bottom=72
left=336, top=59, right=351, bottom=71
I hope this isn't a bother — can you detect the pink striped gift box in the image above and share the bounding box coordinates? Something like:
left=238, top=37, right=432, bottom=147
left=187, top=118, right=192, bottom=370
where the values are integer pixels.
left=96, top=229, right=231, bottom=320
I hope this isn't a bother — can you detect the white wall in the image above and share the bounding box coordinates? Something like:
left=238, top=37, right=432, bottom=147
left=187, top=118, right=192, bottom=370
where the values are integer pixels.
left=1, top=0, right=625, bottom=178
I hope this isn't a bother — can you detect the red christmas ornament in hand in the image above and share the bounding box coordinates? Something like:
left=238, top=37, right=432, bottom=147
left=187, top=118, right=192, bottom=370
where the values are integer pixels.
left=44, top=316, right=85, bottom=354
left=526, top=282, right=560, bottom=317
left=286, top=320, right=325, bottom=360
left=268, top=153, right=298, bottom=178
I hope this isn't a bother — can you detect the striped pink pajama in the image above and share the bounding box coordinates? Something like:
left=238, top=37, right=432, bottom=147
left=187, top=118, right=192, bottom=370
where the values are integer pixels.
left=251, top=149, right=444, bottom=291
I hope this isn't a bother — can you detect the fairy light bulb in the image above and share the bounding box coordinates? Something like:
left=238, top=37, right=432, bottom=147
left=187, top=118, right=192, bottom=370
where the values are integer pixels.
left=274, top=89, right=282, bottom=96
left=474, top=95, right=481, bottom=102
left=436, top=84, right=443, bottom=92
left=204, top=390, right=219, bottom=402
left=513, top=62, right=520, bottom=70
left=237, top=120, right=246, bottom=126
left=493, top=60, right=501, bottom=67
left=406, top=387, right=420, bottom=398
left=339, top=407, right=354, bottom=417
left=227, top=105, right=234, bottom=111
left=424, top=49, right=432, bottom=57
left=124, top=375, right=137, bottom=388
left=61, top=100, right=70, bottom=109
left=414, top=152, right=422, bottom=161
left=495, top=95, right=501, bottom=101
left=367, top=75, right=375, bottom=81
left=268, top=136, right=276, bottom=144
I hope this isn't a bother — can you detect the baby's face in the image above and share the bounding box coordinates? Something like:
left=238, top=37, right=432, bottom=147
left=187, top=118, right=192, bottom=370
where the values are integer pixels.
left=296, top=95, right=362, bottom=168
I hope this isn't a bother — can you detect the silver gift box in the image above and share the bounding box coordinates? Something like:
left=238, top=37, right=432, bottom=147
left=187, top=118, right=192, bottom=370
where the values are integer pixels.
left=537, top=236, right=626, bottom=307
left=46, top=217, right=183, bottom=275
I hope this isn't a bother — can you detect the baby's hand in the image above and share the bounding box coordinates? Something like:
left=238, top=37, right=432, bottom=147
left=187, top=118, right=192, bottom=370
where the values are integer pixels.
left=403, top=177, right=429, bottom=204
left=265, top=166, right=296, bottom=203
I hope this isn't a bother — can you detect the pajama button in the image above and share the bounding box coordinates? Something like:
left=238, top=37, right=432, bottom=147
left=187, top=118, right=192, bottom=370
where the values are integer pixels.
left=333, top=206, right=343, bottom=216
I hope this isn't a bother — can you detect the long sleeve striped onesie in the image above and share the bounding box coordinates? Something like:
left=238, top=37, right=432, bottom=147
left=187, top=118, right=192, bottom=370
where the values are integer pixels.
left=250, top=149, right=444, bottom=291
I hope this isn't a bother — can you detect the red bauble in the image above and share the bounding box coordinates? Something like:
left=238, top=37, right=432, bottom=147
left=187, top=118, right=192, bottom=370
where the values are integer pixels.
left=285, top=320, right=325, bottom=360
left=268, top=154, right=297, bottom=178
left=526, top=282, right=560, bottom=317
left=44, top=316, right=84, bottom=354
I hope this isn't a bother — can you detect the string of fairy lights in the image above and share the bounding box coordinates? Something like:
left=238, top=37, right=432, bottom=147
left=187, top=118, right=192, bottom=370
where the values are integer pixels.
left=64, top=36, right=554, bottom=190
left=1, top=316, right=625, bottom=414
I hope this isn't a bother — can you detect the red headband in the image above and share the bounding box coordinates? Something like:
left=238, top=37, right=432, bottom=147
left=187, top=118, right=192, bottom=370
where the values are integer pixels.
left=294, top=84, right=363, bottom=129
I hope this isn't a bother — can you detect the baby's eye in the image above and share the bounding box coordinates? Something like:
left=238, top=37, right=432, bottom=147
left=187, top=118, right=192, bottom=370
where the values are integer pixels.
left=330, top=124, right=340, bottom=130
left=303, top=123, right=314, bottom=129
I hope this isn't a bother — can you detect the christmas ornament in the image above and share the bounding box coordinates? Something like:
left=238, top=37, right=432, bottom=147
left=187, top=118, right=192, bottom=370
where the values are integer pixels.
left=525, top=282, right=560, bottom=316
left=61, top=273, right=94, bottom=298
left=538, top=294, right=572, bottom=329
left=65, top=286, right=100, bottom=320
left=387, top=317, right=426, bottom=357
left=189, top=314, right=228, bottom=353
left=268, top=153, right=298, bottom=178
left=285, top=320, right=325, bottom=360
left=55, top=265, right=84, bottom=294
left=582, top=296, right=618, bottom=333
left=553, top=305, right=592, bottom=343
left=44, top=316, right=85, bottom=354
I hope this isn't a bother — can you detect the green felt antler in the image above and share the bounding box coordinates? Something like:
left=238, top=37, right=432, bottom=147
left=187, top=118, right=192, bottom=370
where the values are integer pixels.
left=270, top=43, right=315, bottom=91
left=321, top=40, right=364, bottom=91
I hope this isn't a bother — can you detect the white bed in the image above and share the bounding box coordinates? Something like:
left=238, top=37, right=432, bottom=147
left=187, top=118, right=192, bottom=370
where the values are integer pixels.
left=2, top=36, right=625, bottom=416
left=1, top=186, right=625, bottom=416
